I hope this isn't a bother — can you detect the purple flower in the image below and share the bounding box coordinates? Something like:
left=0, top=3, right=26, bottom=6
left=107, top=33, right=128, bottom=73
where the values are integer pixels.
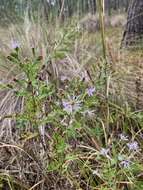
left=62, top=101, right=73, bottom=113
left=119, top=134, right=128, bottom=141
left=87, top=87, right=96, bottom=96
left=62, top=96, right=82, bottom=114
left=127, top=141, right=139, bottom=151
left=31, top=44, right=36, bottom=49
left=11, top=40, right=20, bottom=49
left=140, top=133, right=143, bottom=139
left=100, top=148, right=109, bottom=156
left=120, top=160, right=131, bottom=168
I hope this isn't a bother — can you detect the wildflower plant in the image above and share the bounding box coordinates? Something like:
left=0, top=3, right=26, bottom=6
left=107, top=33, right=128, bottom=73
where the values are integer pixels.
left=0, top=21, right=143, bottom=190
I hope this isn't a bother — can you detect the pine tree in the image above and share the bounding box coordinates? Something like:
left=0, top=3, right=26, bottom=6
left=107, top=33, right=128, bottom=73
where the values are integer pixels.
left=121, top=0, right=143, bottom=47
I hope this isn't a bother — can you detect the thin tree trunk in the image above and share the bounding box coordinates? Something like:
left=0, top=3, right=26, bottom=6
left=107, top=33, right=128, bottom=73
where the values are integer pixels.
left=59, top=0, right=65, bottom=22
left=41, top=0, right=50, bottom=20
left=121, top=0, right=143, bottom=47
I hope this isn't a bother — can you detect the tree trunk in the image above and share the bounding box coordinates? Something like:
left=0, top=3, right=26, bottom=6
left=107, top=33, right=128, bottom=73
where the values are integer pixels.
left=121, top=0, right=143, bottom=47
left=41, top=0, right=50, bottom=20
left=59, top=0, right=65, bottom=22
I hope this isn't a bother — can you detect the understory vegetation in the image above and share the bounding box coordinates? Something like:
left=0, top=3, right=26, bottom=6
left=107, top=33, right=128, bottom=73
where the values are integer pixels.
left=0, top=5, right=143, bottom=190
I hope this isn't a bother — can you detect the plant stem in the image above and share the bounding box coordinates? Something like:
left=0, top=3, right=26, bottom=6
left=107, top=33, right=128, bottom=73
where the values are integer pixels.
left=98, top=0, right=110, bottom=133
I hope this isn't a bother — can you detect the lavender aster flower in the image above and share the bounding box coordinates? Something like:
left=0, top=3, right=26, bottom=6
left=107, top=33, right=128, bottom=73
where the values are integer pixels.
left=120, top=160, right=131, bottom=168
left=87, top=87, right=96, bottom=96
left=62, top=101, right=73, bottom=113
left=11, top=40, right=20, bottom=49
left=127, top=141, right=139, bottom=151
left=100, top=148, right=109, bottom=157
left=119, top=134, right=128, bottom=141
left=62, top=96, right=82, bottom=114
left=140, top=133, right=143, bottom=139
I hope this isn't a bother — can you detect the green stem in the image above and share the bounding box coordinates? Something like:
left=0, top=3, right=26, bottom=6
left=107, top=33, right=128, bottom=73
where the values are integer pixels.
left=98, top=0, right=110, bottom=132
left=98, top=0, right=107, bottom=61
